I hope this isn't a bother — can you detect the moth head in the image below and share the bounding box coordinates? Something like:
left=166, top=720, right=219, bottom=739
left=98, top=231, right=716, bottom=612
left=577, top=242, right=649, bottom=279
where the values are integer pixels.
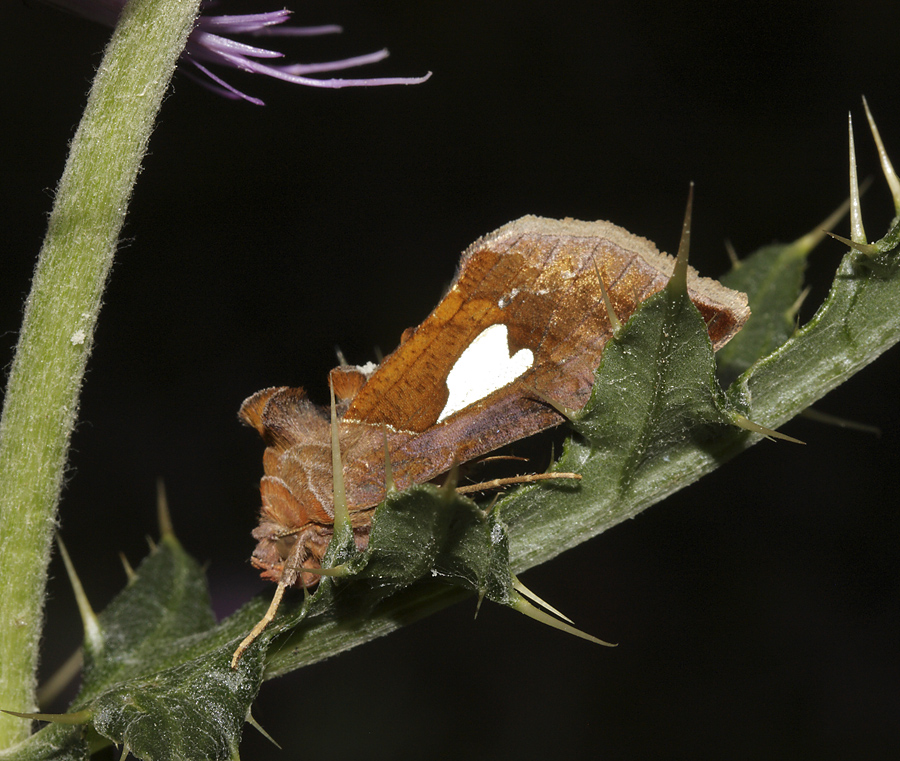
left=251, top=521, right=331, bottom=588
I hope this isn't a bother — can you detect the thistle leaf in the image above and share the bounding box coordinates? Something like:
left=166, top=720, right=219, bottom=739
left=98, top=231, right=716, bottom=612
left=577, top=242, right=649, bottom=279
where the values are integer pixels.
left=11, top=536, right=266, bottom=761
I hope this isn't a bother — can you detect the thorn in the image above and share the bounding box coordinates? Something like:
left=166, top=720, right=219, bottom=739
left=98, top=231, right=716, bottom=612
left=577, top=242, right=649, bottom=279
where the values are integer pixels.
left=56, top=537, right=103, bottom=653
left=118, top=552, right=136, bottom=582
left=669, top=182, right=693, bottom=295
left=520, top=384, right=578, bottom=420
left=328, top=378, right=350, bottom=531
left=510, top=591, right=615, bottom=647
left=512, top=576, right=574, bottom=623
left=155, top=478, right=174, bottom=540
left=824, top=231, right=880, bottom=257
left=1, top=708, right=92, bottom=725
left=724, top=239, right=741, bottom=269
left=483, top=493, right=502, bottom=516
left=231, top=581, right=287, bottom=669
left=592, top=257, right=622, bottom=332
left=382, top=424, right=395, bottom=494
left=247, top=711, right=282, bottom=749
left=474, top=589, right=486, bottom=619
left=862, top=96, right=900, bottom=214
left=786, top=285, right=811, bottom=323
left=800, top=407, right=881, bottom=437
left=848, top=113, right=867, bottom=246
left=790, top=192, right=855, bottom=258
left=441, top=463, right=460, bottom=498
left=36, top=648, right=83, bottom=710
left=730, top=412, right=805, bottom=444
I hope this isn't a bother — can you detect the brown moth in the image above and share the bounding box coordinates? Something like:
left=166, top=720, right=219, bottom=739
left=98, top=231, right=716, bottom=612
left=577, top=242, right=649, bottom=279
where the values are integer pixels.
left=240, top=215, right=749, bottom=594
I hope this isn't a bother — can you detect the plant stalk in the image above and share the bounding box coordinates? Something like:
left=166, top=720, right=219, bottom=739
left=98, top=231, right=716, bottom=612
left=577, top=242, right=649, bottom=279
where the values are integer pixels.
left=0, top=0, right=201, bottom=747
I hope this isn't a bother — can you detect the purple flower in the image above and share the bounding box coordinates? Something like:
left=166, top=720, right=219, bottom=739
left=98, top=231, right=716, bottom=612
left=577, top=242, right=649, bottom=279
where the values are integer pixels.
left=41, top=0, right=431, bottom=105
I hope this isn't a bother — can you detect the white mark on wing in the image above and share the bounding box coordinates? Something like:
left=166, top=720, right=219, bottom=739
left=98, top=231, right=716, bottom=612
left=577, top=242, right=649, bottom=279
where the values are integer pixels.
left=497, top=288, right=520, bottom=309
left=437, top=323, right=533, bottom=423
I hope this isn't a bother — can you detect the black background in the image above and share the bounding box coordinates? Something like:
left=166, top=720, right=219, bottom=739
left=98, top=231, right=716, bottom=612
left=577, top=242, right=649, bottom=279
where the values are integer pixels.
left=3, top=1, right=900, bottom=759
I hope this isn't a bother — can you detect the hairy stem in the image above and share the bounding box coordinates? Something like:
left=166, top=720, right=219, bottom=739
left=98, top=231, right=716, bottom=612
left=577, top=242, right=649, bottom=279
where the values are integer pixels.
left=0, top=0, right=201, bottom=747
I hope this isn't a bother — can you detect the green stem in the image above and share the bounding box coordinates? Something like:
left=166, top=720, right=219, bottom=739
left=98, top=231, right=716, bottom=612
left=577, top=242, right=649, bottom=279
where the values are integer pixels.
left=0, top=0, right=201, bottom=747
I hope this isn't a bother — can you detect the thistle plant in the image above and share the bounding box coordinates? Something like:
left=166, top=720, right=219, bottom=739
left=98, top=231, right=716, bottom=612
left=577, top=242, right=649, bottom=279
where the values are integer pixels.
left=1, top=2, right=899, bottom=760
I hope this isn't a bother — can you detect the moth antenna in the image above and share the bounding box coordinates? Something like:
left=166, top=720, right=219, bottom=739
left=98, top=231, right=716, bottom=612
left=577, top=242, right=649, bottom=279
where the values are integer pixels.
left=510, top=590, right=615, bottom=646
left=231, top=580, right=287, bottom=669
left=799, top=407, right=881, bottom=436
left=668, top=182, right=693, bottom=296
left=862, top=96, right=900, bottom=214
left=334, top=345, right=349, bottom=366
left=57, top=536, right=102, bottom=653
left=475, top=454, right=530, bottom=466
left=592, top=257, right=621, bottom=332
left=512, top=575, right=574, bottom=624
left=118, top=551, right=136, bottom=583
left=729, top=412, right=805, bottom=444
left=36, top=648, right=83, bottom=710
left=848, top=113, right=867, bottom=246
left=382, top=424, right=395, bottom=493
left=155, top=478, right=174, bottom=540
left=328, top=378, right=350, bottom=531
left=247, top=711, right=282, bottom=749
left=724, top=239, right=741, bottom=269
left=455, top=472, right=581, bottom=495
left=0, top=708, right=92, bottom=725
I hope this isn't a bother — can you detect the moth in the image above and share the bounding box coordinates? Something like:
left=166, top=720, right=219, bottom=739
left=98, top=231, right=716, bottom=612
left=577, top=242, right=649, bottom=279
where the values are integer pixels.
left=241, top=215, right=749, bottom=589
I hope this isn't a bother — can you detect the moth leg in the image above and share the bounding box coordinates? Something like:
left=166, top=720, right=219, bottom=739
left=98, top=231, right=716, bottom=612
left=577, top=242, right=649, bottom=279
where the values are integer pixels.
left=230, top=582, right=287, bottom=669
left=231, top=537, right=306, bottom=669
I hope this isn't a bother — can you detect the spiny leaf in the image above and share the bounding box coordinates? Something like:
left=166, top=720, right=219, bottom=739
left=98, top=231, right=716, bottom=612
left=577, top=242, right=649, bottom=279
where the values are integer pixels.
left=14, top=535, right=266, bottom=761
left=78, top=536, right=216, bottom=700
left=253, top=484, right=517, bottom=664
left=72, top=538, right=265, bottom=761
left=716, top=240, right=811, bottom=382
left=716, top=198, right=854, bottom=384
left=88, top=643, right=264, bottom=761
left=732, top=212, right=900, bottom=427
left=498, top=260, right=739, bottom=573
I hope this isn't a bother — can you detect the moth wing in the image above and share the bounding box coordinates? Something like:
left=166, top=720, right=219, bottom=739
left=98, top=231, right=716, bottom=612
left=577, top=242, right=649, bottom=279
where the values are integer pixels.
left=343, top=215, right=748, bottom=443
